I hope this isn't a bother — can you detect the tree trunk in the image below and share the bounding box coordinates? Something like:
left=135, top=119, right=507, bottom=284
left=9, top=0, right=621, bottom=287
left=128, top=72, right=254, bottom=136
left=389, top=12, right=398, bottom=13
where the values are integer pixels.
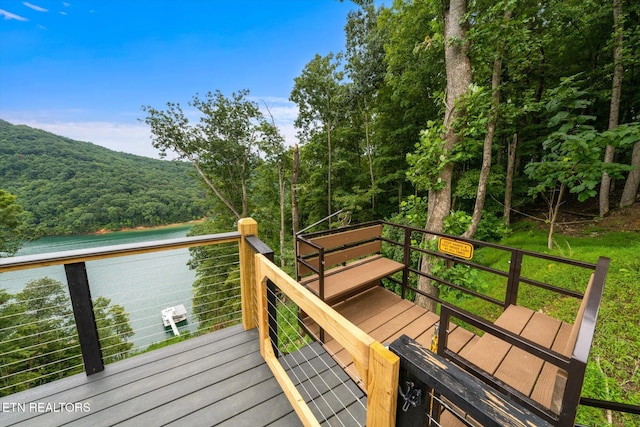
left=241, top=176, right=248, bottom=218
left=620, top=141, right=640, bottom=207
left=504, top=133, right=518, bottom=225
left=191, top=160, right=241, bottom=219
left=278, top=161, right=286, bottom=268
left=292, top=144, right=300, bottom=277
left=364, top=102, right=376, bottom=216
left=600, top=0, right=624, bottom=217
left=327, top=120, right=332, bottom=218
left=548, top=184, right=566, bottom=250
left=292, top=144, right=300, bottom=236
left=463, top=9, right=510, bottom=238
left=416, top=0, right=472, bottom=312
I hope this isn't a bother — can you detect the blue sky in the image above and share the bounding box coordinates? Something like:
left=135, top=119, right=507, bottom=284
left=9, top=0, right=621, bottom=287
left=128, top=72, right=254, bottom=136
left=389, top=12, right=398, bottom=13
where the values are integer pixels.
left=0, top=1, right=378, bottom=158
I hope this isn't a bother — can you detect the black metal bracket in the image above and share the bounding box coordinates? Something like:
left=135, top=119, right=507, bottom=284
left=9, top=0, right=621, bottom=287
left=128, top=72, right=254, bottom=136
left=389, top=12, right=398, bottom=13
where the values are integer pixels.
left=398, top=381, right=422, bottom=412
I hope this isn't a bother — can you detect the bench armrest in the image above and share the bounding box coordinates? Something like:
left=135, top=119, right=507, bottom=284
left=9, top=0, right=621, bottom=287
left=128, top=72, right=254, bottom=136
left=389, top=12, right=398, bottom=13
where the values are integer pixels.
left=296, top=236, right=325, bottom=277
left=439, top=304, right=571, bottom=369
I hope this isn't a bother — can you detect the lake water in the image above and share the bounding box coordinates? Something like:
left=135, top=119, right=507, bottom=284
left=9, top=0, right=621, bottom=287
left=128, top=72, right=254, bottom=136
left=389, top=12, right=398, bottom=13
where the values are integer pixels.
left=1, top=225, right=201, bottom=350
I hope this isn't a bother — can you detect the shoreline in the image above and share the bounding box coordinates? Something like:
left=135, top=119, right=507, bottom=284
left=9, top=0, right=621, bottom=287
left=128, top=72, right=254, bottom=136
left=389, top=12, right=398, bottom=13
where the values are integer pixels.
left=92, top=218, right=207, bottom=235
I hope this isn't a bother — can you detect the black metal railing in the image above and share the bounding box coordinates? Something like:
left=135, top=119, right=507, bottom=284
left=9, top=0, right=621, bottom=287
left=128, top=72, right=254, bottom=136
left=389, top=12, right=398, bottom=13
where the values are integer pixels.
left=295, top=220, right=640, bottom=425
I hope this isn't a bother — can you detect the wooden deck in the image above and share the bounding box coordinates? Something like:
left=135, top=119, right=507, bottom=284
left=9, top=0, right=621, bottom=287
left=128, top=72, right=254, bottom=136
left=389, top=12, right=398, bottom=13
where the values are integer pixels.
left=303, top=285, right=582, bottom=426
left=303, top=286, right=481, bottom=388
left=0, top=324, right=366, bottom=427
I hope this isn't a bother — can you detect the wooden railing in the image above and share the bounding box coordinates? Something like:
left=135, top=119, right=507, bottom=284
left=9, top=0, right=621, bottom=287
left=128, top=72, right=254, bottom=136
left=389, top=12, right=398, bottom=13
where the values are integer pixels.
left=241, top=215, right=398, bottom=426
left=253, top=255, right=398, bottom=427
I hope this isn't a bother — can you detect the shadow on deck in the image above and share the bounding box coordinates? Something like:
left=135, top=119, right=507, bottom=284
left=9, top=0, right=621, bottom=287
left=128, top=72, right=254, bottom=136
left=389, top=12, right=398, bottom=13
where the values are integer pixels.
left=0, top=324, right=365, bottom=427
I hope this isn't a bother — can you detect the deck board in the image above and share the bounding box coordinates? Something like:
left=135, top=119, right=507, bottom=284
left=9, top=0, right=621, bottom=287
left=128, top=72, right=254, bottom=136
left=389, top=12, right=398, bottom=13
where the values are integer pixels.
left=531, top=321, right=574, bottom=409
left=304, top=286, right=442, bottom=388
left=494, top=311, right=562, bottom=396
left=0, top=325, right=365, bottom=427
left=458, top=305, right=535, bottom=375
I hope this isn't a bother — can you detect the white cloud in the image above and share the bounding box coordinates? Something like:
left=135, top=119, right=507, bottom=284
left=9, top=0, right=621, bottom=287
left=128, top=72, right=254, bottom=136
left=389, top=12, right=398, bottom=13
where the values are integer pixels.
left=2, top=116, right=171, bottom=159
left=0, top=9, right=29, bottom=21
left=1, top=97, right=299, bottom=161
left=22, top=2, right=48, bottom=12
left=63, top=2, right=71, bottom=7
left=254, top=96, right=299, bottom=147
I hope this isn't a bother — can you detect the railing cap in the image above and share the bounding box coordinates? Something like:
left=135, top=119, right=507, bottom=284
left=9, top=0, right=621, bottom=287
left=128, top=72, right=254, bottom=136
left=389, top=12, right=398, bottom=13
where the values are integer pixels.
left=0, top=232, right=241, bottom=272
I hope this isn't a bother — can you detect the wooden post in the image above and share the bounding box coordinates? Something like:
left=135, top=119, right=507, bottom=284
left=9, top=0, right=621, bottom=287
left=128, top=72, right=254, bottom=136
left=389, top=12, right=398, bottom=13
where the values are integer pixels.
left=366, top=341, right=399, bottom=427
left=238, top=218, right=258, bottom=330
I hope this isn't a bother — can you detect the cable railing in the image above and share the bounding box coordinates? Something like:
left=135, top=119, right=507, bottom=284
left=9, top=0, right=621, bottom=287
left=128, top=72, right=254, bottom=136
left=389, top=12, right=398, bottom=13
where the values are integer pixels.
left=83, top=245, right=241, bottom=353
left=0, top=231, right=242, bottom=396
left=267, top=286, right=367, bottom=426
left=0, top=268, right=83, bottom=396
left=1, top=218, right=401, bottom=425
left=251, top=244, right=399, bottom=427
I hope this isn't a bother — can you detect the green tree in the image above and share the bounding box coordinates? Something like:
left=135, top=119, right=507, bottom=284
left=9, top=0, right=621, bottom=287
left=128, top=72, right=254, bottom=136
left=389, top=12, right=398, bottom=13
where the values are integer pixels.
left=411, top=0, right=472, bottom=311
left=93, top=296, right=134, bottom=363
left=344, top=0, right=387, bottom=215
left=142, top=89, right=271, bottom=222
left=599, top=0, right=625, bottom=217
left=525, top=78, right=633, bottom=249
left=254, top=106, right=291, bottom=267
left=0, top=278, right=135, bottom=396
left=187, top=220, right=242, bottom=331
left=0, top=189, right=25, bottom=256
left=0, top=278, right=78, bottom=395
left=290, top=53, right=345, bottom=218
left=376, top=0, right=443, bottom=214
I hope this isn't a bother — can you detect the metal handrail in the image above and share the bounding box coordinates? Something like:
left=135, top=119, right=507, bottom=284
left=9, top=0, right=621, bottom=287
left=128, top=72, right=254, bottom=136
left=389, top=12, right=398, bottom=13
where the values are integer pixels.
left=0, top=232, right=241, bottom=273
left=294, top=220, right=634, bottom=423
left=296, top=209, right=344, bottom=235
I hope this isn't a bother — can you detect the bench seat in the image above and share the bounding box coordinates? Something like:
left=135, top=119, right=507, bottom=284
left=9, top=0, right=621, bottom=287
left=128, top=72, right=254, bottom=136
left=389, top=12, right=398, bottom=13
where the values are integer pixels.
left=435, top=306, right=574, bottom=426
left=300, top=254, right=404, bottom=305
left=459, top=305, right=572, bottom=409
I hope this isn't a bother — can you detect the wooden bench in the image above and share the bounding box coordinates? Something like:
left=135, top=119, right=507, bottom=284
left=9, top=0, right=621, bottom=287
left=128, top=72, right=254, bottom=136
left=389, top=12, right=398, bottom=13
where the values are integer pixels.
left=296, top=223, right=404, bottom=306
left=438, top=256, right=610, bottom=426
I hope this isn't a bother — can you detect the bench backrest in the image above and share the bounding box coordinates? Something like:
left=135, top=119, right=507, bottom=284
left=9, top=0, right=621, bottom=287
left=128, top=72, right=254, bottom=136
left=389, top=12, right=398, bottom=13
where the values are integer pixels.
left=562, top=273, right=596, bottom=359
left=297, top=224, right=383, bottom=277
left=551, top=262, right=606, bottom=419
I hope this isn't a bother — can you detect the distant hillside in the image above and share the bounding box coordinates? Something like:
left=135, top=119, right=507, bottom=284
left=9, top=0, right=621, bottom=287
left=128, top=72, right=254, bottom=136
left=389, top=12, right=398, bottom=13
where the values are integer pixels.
left=0, top=119, right=209, bottom=236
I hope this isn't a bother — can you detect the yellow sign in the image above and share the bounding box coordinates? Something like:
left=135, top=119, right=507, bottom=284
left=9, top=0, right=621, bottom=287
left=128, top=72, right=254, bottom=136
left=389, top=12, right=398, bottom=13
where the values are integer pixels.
left=437, top=237, right=474, bottom=260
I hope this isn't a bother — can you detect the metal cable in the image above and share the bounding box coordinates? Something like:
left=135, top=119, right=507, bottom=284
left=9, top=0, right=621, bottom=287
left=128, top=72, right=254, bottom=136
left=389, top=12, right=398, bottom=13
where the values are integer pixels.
left=266, top=286, right=365, bottom=426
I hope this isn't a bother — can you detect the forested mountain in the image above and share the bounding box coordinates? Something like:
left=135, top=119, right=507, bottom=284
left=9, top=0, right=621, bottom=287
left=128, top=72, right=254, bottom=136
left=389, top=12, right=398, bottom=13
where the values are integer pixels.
left=0, top=119, right=209, bottom=236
